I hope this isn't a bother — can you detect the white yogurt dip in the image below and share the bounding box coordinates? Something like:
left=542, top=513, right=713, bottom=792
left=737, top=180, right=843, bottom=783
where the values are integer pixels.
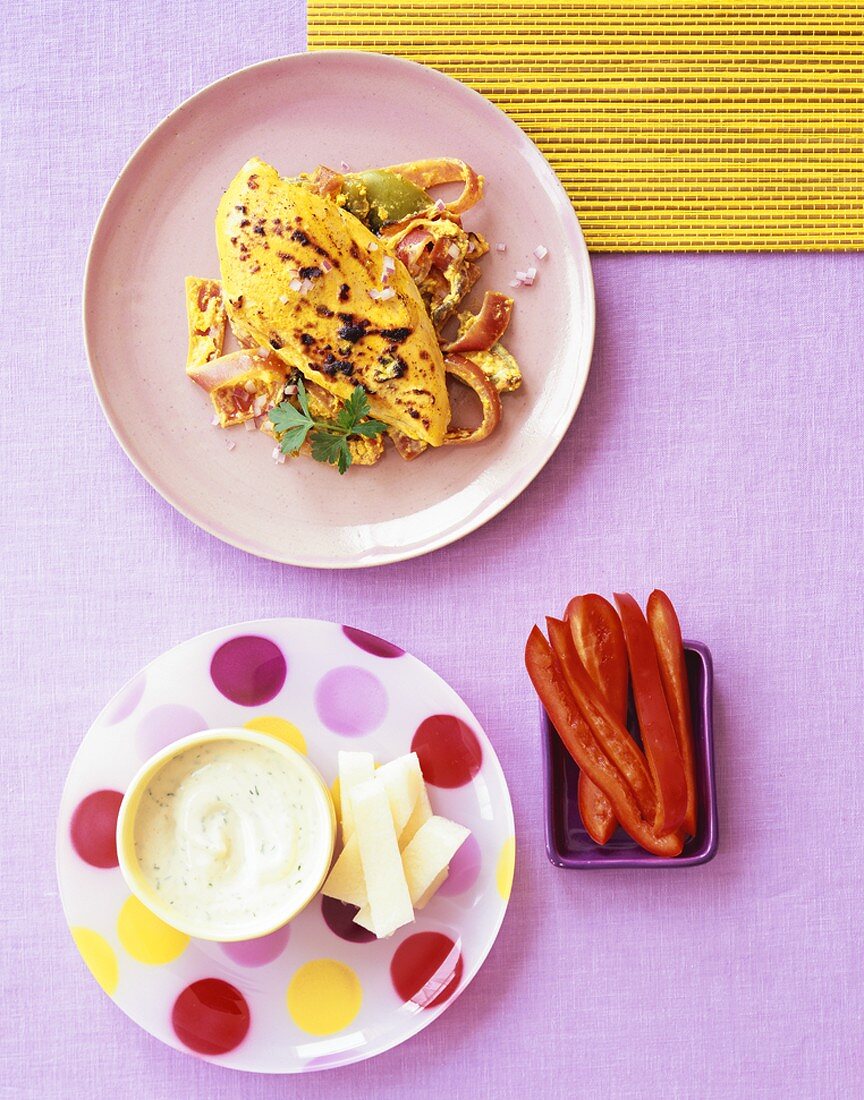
left=129, top=734, right=333, bottom=938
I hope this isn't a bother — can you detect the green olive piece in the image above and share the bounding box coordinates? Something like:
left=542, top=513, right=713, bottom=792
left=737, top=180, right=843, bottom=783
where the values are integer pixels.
left=341, top=170, right=432, bottom=232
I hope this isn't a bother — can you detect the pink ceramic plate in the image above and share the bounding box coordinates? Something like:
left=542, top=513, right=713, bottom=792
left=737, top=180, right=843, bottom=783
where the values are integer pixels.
left=84, top=52, right=594, bottom=567
left=56, top=619, right=515, bottom=1072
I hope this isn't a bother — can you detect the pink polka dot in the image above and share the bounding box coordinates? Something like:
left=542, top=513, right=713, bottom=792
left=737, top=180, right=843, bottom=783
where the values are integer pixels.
left=211, top=636, right=287, bottom=706
left=411, top=715, right=483, bottom=788
left=320, top=896, right=376, bottom=944
left=314, top=667, right=387, bottom=736
left=436, top=832, right=481, bottom=896
left=172, top=978, right=250, bottom=1055
left=390, top=932, right=463, bottom=1009
left=69, top=790, right=123, bottom=868
left=220, top=925, right=290, bottom=967
left=342, top=626, right=405, bottom=659
left=136, top=704, right=208, bottom=760
left=105, top=673, right=146, bottom=725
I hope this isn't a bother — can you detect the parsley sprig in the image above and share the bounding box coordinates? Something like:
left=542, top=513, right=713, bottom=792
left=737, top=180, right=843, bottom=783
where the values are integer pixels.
left=268, top=377, right=388, bottom=475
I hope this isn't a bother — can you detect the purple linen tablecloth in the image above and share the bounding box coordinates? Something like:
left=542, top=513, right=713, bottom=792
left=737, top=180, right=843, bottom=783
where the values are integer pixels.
left=2, top=3, right=863, bottom=1097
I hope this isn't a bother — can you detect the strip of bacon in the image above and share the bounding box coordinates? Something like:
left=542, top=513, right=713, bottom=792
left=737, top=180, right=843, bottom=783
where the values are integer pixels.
left=382, top=159, right=484, bottom=216
left=390, top=225, right=436, bottom=281
left=307, top=164, right=345, bottom=200
left=187, top=349, right=276, bottom=391
left=445, top=292, right=514, bottom=354
left=442, top=353, right=502, bottom=444
left=188, top=349, right=287, bottom=427
left=390, top=429, right=429, bottom=461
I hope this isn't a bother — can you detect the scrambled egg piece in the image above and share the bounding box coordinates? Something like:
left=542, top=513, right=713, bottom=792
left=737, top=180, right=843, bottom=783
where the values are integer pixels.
left=215, top=158, right=450, bottom=447
left=203, top=350, right=287, bottom=428
left=385, top=217, right=487, bottom=328
left=452, top=313, right=522, bottom=394
left=184, top=277, right=227, bottom=371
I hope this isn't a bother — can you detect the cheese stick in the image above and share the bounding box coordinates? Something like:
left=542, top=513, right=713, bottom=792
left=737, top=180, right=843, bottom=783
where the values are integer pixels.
left=338, top=750, right=374, bottom=841
left=321, top=834, right=364, bottom=906
left=402, top=816, right=470, bottom=906
left=415, top=868, right=449, bottom=910
left=374, top=752, right=422, bottom=835
left=399, top=767, right=433, bottom=849
left=350, top=779, right=414, bottom=938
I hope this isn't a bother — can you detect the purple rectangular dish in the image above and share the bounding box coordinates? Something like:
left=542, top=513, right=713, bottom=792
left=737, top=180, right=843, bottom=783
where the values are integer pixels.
left=542, top=641, right=718, bottom=868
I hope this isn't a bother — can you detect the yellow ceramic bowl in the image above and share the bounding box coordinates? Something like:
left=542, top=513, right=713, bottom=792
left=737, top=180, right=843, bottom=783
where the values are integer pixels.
left=116, top=728, right=336, bottom=942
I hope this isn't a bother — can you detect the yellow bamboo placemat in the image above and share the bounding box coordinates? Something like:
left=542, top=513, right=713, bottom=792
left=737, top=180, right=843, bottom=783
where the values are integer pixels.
left=308, top=1, right=864, bottom=251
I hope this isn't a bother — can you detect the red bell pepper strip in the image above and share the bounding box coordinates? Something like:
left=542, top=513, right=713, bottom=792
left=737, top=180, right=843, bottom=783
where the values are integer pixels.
left=546, top=618, right=656, bottom=821
left=565, top=595, right=629, bottom=719
left=525, top=626, right=683, bottom=858
left=647, top=590, right=699, bottom=837
left=614, top=593, right=687, bottom=836
left=565, top=595, right=629, bottom=845
left=578, top=778, right=617, bottom=848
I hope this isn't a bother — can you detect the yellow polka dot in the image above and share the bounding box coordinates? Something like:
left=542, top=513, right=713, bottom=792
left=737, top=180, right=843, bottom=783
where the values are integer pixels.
left=287, top=959, right=362, bottom=1036
left=496, top=836, right=516, bottom=901
left=117, top=895, right=189, bottom=965
left=72, top=927, right=119, bottom=996
left=244, top=715, right=307, bottom=754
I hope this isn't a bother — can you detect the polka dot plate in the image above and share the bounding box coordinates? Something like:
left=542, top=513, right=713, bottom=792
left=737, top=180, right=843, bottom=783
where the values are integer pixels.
left=56, top=619, right=515, bottom=1072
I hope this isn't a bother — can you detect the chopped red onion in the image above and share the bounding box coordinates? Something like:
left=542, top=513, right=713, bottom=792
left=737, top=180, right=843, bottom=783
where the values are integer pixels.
left=369, top=286, right=396, bottom=301
left=271, top=446, right=282, bottom=462
left=340, top=160, right=351, bottom=172
left=289, top=278, right=302, bottom=292
left=496, top=243, right=507, bottom=253
left=367, top=240, right=379, bottom=252
left=244, top=419, right=257, bottom=432
left=321, top=257, right=333, bottom=273
left=434, top=198, right=446, bottom=212
left=226, top=439, right=236, bottom=451
left=527, top=266, right=537, bottom=280
left=381, top=255, right=396, bottom=282
left=447, top=242, right=461, bottom=260
left=515, top=270, right=528, bottom=282
left=211, top=414, right=220, bottom=426
left=508, top=279, right=522, bottom=288
left=300, top=278, right=314, bottom=294
left=533, top=245, right=548, bottom=259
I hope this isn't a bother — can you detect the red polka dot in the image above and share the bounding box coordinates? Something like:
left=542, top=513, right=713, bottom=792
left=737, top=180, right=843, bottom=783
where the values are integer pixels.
left=390, top=932, right=464, bottom=1009
left=320, top=895, right=376, bottom=944
left=172, top=978, right=250, bottom=1055
left=342, top=626, right=405, bottom=659
left=69, top=790, right=123, bottom=868
left=411, top=715, right=483, bottom=788
left=210, top=636, right=286, bottom=706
